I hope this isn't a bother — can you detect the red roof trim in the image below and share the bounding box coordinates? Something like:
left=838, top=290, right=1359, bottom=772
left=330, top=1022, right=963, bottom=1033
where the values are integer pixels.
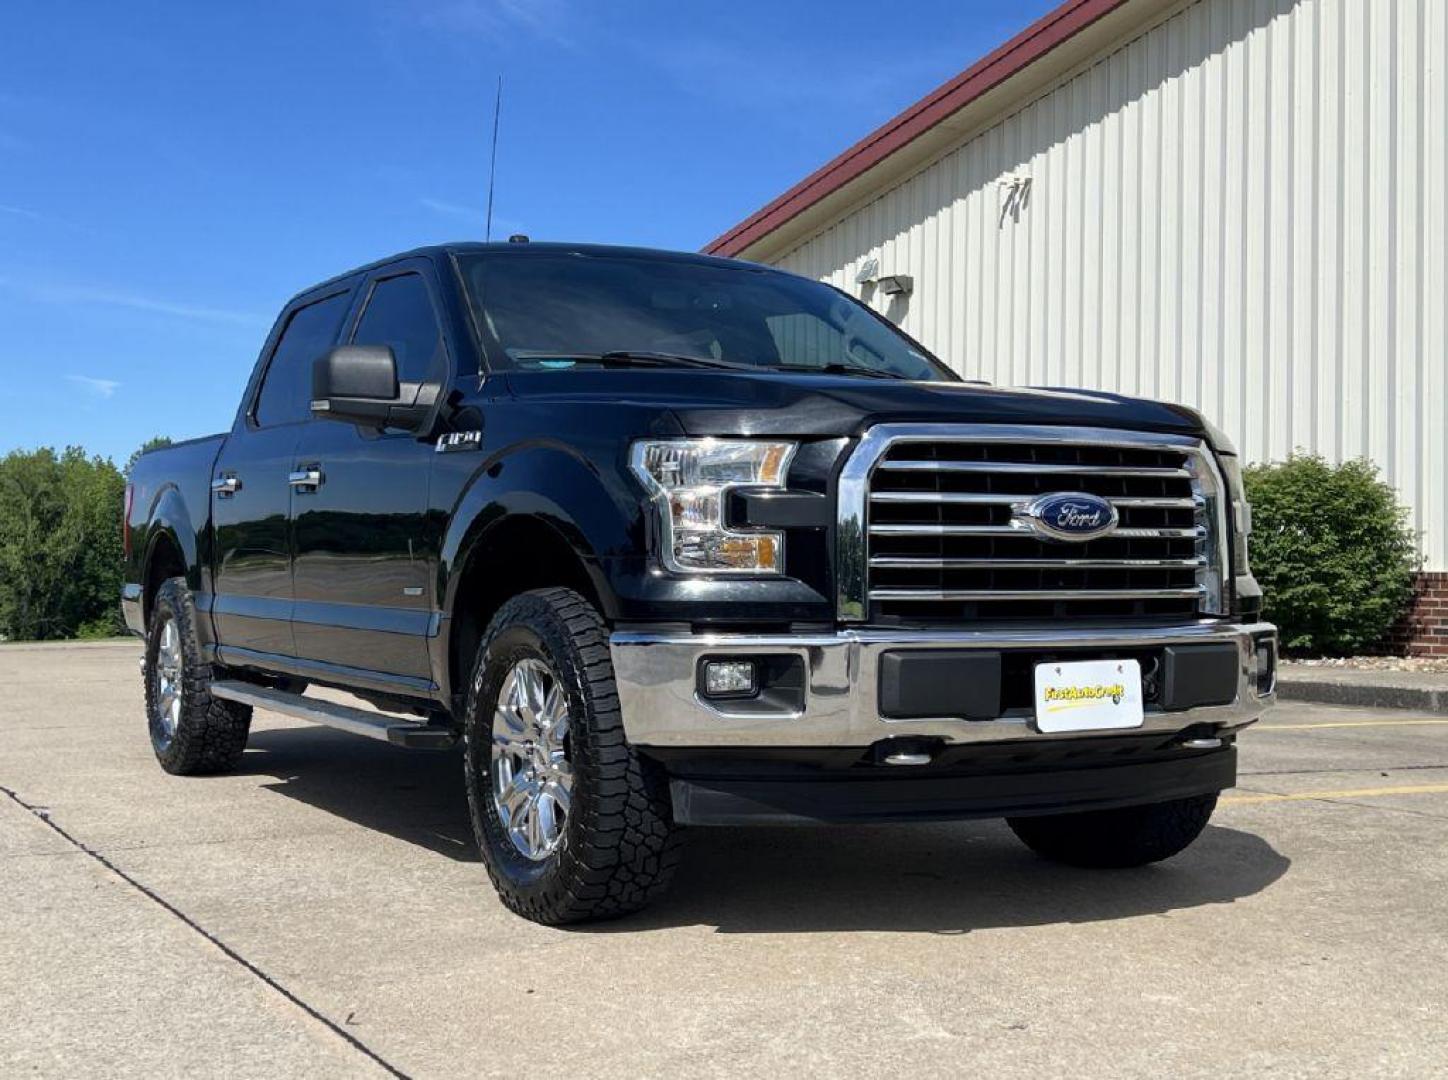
left=703, top=0, right=1130, bottom=257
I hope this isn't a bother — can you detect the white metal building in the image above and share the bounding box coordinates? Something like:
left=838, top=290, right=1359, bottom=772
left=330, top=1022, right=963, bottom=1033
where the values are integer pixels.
left=705, top=0, right=1447, bottom=625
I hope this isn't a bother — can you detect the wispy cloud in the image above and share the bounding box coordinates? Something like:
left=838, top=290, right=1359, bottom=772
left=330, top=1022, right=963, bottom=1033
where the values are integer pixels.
left=55, top=285, right=263, bottom=325
left=420, top=196, right=482, bottom=221
left=420, top=196, right=524, bottom=237
left=641, top=38, right=947, bottom=120
left=0, top=276, right=263, bottom=326
left=66, top=374, right=121, bottom=399
left=416, top=0, right=577, bottom=46
left=0, top=203, right=96, bottom=235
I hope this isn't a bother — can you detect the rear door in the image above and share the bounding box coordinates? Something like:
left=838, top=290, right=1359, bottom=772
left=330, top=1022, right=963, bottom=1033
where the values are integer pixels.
left=211, top=289, right=353, bottom=657
left=289, top=261, right=449, bottom=685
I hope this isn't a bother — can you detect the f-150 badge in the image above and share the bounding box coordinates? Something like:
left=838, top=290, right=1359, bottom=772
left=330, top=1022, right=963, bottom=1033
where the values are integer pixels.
left=436, top=431, right=483, bottom=453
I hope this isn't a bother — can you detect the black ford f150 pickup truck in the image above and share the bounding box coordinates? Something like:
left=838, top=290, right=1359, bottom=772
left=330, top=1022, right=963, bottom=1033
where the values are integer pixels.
left=124, top=241, right=1277, bottom=924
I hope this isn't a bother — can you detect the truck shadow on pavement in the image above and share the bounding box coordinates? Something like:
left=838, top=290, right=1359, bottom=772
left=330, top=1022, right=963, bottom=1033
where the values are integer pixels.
left=241, top=726, right=1291, bottom=934
left=633, top=819, right=1288, bottom=935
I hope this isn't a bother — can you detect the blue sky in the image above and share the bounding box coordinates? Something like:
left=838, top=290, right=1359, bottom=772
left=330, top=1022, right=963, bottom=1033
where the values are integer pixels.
left=0, top=1, right=1054, bottom=464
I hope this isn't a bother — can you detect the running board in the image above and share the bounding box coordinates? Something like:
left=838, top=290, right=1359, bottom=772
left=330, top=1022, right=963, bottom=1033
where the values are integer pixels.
left=209, top=681, right=457, bottom=749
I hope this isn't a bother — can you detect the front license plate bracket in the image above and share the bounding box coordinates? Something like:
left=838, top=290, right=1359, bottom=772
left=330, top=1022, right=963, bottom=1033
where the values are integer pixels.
left=1033, top=658, right=1145, bottom=733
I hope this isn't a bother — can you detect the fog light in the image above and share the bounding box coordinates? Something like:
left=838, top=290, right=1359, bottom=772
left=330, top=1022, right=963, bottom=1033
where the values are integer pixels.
left=704, top=660, right=757, bottom=697
left=1253, top=637, right=1277, bottom=696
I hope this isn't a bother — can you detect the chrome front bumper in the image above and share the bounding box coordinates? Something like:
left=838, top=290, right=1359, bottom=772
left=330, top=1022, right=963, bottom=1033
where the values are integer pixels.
left=610, top=621, right=1276, bottom=749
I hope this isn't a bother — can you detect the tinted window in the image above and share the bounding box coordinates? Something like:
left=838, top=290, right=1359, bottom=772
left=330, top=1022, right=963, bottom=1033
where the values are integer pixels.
left=351, top=274, right=446, bottom=386
left=458, top=252, right=953, bottom=381
left=254, top=292, right=351, bottom=427
left=765, top=313, right=846, bottom=369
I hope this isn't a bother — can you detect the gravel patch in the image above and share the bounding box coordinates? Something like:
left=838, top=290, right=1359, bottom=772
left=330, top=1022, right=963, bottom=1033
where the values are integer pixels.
left=1283, top=656, right=1448, bottom=674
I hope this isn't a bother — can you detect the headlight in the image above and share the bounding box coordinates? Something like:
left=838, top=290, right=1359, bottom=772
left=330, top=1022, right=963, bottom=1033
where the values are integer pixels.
left=631, top=439, right=796, bottom=574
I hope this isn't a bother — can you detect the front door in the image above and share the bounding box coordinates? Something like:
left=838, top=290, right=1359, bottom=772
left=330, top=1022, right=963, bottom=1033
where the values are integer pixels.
left=211, top=288, right=354, bottom=658
left=289, top=265, right=448, bottom=685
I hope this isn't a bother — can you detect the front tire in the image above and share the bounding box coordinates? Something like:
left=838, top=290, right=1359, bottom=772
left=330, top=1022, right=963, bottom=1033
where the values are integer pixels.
left=144, top=577, right=252, bottom=774
left=462, top=588, right=681, bottom=924
left=1006, top=793, right=1218, bottom=868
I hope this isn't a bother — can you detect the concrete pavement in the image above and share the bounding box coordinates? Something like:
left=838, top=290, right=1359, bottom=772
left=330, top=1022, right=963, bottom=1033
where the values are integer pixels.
left=4, top=640, right=1447, bottom=1077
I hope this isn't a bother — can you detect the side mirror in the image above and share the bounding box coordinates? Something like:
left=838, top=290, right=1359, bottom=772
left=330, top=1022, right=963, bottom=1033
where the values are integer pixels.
left=311, top=346, right=431, bottom=431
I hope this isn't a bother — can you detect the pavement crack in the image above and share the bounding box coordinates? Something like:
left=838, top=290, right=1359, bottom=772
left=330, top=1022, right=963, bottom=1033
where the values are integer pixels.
left=1239, top=763, right=1448, bottom=777
left=0, top=783, right=410, bottom=1079
left=1314, top=797, right=1448, bottom=822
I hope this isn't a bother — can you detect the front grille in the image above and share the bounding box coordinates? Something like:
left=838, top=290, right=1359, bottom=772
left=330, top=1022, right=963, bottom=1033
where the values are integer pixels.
left=854, top=429, right=1220, bottom=623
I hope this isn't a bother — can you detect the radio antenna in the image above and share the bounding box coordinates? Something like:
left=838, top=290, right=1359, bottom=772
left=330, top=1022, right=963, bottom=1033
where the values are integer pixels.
left=485, top=75, right=502, bottom=242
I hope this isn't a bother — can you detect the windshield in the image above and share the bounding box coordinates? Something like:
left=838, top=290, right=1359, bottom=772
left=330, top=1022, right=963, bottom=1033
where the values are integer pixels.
left=457, top=251, right=955, bottom=381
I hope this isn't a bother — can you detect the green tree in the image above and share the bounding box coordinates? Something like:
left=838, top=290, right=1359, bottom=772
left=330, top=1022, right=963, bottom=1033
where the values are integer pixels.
left=1244, top=455, right=1419, bottom=655
left=0, top=447, right=126, bottom=640
left=125, top=435, right=172, bottom=478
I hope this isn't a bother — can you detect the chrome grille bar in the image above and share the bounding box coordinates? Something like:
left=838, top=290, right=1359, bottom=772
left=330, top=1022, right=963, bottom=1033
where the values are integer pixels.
left=869, top=556, right=1208, bottom=569
left=869, top=491, right=1200, bottom=509
left=868, top=523, right=1206, bottom=539
left=869, top=586, right=1208, bottom=602
left=878, top=460, right=1193, bottom=479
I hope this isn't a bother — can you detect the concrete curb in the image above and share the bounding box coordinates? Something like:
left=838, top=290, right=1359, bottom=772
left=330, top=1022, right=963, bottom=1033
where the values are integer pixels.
left=1276, top=678, right=1448, bottom=714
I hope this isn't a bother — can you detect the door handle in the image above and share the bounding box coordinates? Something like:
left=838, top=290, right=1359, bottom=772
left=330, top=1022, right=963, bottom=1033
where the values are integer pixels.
left=211, top=475, right=241, bottom=497
left=288, top=467, right=323, bottom=490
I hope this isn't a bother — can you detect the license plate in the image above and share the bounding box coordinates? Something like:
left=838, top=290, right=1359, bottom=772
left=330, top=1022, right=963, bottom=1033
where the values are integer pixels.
left=1033, top=658, right=1145, bottom=733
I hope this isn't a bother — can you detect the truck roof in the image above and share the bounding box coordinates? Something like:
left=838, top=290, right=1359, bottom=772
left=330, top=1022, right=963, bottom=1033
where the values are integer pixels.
left=293, top=241, right=766, bottom=306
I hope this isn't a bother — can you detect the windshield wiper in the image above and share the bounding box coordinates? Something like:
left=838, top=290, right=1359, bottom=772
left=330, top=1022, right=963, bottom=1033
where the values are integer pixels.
left=771, top=363, right=910, bottom=380
left=524, top=352, right=912, bottom=379
left=602, top=356, right=915, bottom=379
left=596, top=351, right=758, bottom=372
left=517, top=351, right=753, bottom=372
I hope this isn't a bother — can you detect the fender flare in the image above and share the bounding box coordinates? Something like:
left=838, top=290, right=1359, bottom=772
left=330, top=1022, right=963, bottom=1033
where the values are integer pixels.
left=439, top=440, right=642, bottom=625
left=141, top=483, right=202, bottom=599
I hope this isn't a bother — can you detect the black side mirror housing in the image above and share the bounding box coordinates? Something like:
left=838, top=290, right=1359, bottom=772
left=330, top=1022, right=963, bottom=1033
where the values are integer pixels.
left=311, top=346, right=433, bottom=431
left=315, top=345, right=397, bottom=401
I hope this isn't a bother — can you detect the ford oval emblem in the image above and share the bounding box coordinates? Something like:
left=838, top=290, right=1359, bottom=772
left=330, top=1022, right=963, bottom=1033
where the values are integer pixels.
left=1019, top=492, right=1119, bottom=542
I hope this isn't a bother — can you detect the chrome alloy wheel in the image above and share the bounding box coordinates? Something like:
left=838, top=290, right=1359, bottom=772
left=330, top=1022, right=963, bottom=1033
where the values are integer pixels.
left=152, top=615, right=183, bottom=745
left=490, top=657, right=574, bottom=861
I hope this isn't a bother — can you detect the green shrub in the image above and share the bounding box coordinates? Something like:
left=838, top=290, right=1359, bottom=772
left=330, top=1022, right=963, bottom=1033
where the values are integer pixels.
left=76, top=614, right=124, bottom=639
left=0, top=447, right=125, bottom=641
left=1244, top=455, right=1418, bottom=655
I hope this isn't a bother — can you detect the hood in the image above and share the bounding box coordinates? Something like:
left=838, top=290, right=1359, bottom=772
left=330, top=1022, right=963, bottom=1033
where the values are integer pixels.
left=503, top=369, right=1208, bottom=440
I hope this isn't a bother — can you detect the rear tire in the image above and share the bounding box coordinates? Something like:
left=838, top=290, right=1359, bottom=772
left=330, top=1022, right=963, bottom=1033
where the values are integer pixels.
left=144, top=577, right=252, bottom=775
left=1006, top=793, right=1218, bottom=868
left=462, top=587, right=681, bottom=924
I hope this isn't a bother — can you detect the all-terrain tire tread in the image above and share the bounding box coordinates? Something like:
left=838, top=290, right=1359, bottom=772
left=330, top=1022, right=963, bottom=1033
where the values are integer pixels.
left=144, top=577, right=252, bottom=775
left=1006, top=793, right=1218, bottom=868
left=463, top=587, right=681, bottom=924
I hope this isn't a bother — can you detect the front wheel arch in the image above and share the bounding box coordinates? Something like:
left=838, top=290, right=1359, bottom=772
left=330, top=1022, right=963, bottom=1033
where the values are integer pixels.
left=445, top=514, right=609, bottom=710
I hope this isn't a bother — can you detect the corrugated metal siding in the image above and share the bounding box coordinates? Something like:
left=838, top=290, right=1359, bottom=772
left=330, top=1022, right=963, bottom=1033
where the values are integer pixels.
left=773, top=0, right=1448, bottom=568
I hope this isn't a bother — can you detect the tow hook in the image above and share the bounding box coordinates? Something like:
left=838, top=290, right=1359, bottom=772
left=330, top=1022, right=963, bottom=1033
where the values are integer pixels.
left=871, top=738, right=940, bottom=767
left=884, top=750, right=933, bottom=766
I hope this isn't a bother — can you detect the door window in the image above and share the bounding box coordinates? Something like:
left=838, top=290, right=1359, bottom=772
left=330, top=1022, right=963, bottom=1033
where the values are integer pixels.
left=253, top=292, right=351, bottom=427
left=351, top=273, right=446, bottom=385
